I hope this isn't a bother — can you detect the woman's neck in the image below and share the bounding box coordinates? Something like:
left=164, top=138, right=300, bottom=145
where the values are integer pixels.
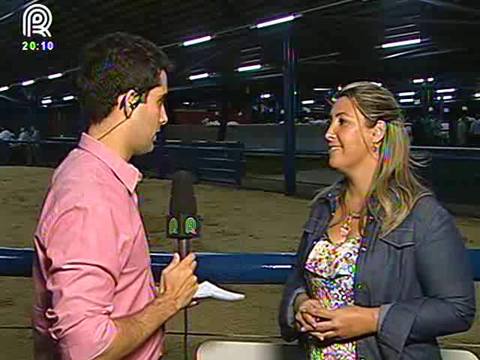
left=344, top=169, right=375, bottom=212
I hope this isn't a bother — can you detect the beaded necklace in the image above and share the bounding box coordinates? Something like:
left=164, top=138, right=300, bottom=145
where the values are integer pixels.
left=339, top=211, right=362, bottom=242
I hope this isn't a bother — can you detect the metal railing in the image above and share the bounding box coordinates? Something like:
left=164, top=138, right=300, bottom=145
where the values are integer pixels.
left=1, top=247, right=479, bottom=282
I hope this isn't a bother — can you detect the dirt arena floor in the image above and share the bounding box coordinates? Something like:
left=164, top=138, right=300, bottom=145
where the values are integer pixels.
left=0, top=167, right=478, bottom=359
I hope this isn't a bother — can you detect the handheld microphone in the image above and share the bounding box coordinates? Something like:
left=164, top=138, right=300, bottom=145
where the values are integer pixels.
left=166, top=170, right=201, bottom=360
left=166, top=170, right=201, bottom=259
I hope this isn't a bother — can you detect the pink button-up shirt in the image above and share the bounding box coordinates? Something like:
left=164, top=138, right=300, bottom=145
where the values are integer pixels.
left=32, top=133, right=163, bottom=360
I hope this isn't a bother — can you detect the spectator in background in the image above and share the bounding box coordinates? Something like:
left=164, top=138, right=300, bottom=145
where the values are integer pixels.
left=469, top=115, right=480, bottom=147
left=14, top=127, right=33, bottom=164
left=29, top=125, right=42, bottom=165
left=0, top=126, right=14, bottom=164
left=0, top=126, right=15, bottom=141
left=457, top=109, right=475, bottom=146
left=18, top=127, right=31, bottom=142
left=457, top=117, right=469, bottom=146
left=30, top=125, right=41, bottom=142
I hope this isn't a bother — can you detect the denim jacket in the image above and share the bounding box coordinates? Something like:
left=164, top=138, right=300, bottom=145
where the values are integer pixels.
left=279, top=181, right=476, bottom=359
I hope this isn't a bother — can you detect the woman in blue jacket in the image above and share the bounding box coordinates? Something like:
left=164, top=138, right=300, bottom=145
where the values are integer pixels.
left=279, top=81, right=475, bottom=359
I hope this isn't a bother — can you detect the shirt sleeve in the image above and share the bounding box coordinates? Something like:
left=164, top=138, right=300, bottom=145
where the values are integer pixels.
left=376, top=205, right=475, bottom=355
left=279, top=231, right=309, bottom=341
left=43, top=202, right=125, bottom=360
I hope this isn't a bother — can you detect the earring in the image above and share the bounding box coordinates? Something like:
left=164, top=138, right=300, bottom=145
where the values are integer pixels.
left=372, top=143, right=380, bottom=153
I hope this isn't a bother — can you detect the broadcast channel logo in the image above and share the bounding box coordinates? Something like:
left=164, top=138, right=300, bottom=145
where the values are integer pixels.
left=22, top=4, right=53, bottom=38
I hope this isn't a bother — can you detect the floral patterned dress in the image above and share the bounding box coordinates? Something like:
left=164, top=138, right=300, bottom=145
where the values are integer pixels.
left=304, top=231, right=361, bottom=360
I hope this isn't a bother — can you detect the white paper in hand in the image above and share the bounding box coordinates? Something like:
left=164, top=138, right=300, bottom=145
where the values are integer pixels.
left=194, top=281, right=245, bottom=301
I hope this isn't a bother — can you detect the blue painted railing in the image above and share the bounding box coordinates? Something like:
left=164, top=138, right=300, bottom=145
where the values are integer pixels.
left=1, top=247, right=479, bottom=283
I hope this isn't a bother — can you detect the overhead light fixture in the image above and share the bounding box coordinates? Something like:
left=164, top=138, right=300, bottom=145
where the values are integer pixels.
left=381, top=38, right=421, bottom=49
left=63, top=95, right=75, bottom=101
left=41, top=99, right=53, bottom=105
left=474, top=93, right=480, bottom=98
left=255, top=14, right=296, bottom=29
left=385, top=31, right=420, bottom=40
left=427, top=77, right=435, bottom=82
left=313, top=87, right=331, bottom=91
left=442, top=95, right=453, bottom=100
left=182, top=35, right=212, bottom=47
left=47, top=73, right=63, bottom=80
left=188, top=73, right=210, bottom=81
left=386, top=24, right=416, bottom=32
left=22, top=80, right=35, bottom=86
left=414, top=99, right=421, bottom=105
left=436, top=96, right=442, bottom=101
left=260, top=93, right=272, bottom=99
left=436, top=88, right=456, bottom=94
left=237, top=64, right=262, bottom=72
left=399, top=98, right=415, bottom=103
left=183, top=102, right=191, bottom=105
left=383, top=51, right=409, bottom=60
left=241, top=46, right=262, bottom=53
left=302, top=100, right=315, bottom=105
left=398, top=91, right=415, bottom=97
left=0, top=86, right=9, bottom=92
left=412, top=78, right=425, bottom=84
left=337, top=85, right=343, bottom=91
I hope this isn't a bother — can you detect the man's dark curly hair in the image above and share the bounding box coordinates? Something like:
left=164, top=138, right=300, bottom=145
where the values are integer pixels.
left=77, top=32, right=171, bottom=125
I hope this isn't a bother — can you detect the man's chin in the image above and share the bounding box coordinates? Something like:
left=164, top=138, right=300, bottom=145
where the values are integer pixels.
left=145, top=143, right=155, bottom=154
left=135, top=143, right=155, bottom=157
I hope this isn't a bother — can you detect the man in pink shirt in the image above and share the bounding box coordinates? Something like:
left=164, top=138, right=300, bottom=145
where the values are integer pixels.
left=32, top=32, right=198, bottom=360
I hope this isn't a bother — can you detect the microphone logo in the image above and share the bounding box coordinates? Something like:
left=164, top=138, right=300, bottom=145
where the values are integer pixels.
left=22, top=4, right=53, bottom=38
left=185, top=217, right=198, bottom=235
left=168, top=218, right=179, bottom=235
left=167, top=215, right=200, bottom=238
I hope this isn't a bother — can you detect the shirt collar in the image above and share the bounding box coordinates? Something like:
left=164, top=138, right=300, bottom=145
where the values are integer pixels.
left=313, top=177, right=381, bottom=222
left=78, top=133, right=142, bottom=194
left=314, top=177, right=346, bottom=211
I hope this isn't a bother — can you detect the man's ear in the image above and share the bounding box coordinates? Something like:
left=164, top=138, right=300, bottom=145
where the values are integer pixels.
left=117, top=89, right=137, bottom=111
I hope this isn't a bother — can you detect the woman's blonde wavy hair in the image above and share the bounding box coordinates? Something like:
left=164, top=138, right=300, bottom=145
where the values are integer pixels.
left=314, top=81, right=431, bottom=237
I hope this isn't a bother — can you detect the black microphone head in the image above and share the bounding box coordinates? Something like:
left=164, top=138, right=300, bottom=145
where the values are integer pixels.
left=169, top=170, right=197, bottom=215
left=167, top=170, right=201, bottom=241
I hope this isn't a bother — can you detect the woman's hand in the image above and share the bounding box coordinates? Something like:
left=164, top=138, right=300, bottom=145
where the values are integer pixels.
left=295, top=298, right=328, bottom=332
left=310, top=305, right=380, bottom=341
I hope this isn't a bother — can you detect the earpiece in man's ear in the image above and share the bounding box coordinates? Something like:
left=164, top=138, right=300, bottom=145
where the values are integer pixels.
left=129, top=92, right=147, bottom=110
left=129, top=93, right=142, bottom=110
left=120, top=92, right=143, bottom=111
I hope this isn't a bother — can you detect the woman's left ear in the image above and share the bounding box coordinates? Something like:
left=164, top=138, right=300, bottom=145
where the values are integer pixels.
left=372, top=120, right=387, bottom=143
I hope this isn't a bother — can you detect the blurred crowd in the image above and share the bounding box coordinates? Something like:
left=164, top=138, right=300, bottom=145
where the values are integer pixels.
left=0, top=125, right=41, bottom=165
left=0, top=125, right=40, bottom=143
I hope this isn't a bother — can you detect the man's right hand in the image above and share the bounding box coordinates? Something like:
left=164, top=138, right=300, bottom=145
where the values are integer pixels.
left=93, top=253, right=199, bottom=360
left=158, top=253, right=198, bottom=310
